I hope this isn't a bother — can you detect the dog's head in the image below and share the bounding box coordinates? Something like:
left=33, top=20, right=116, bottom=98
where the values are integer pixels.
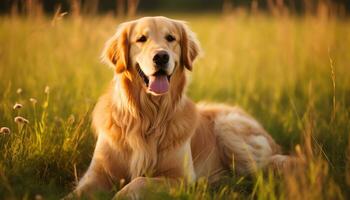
left=102, top=16, right=201, bottom=96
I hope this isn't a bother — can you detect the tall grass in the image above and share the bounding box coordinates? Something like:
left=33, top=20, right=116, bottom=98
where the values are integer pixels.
left=0, top=12, right=349, bottom=199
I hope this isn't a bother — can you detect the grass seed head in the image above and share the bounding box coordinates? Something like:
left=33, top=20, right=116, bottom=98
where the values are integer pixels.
left=0, top=127, right=11, bottom=134
left=44, top=86, right=50, bottom=94
left=14, top=116, right=29, bottom=124
left=29, top=98, right=38, bottom=105
left=68, top=114, right=75, bottom=124
left=13, top=103, right=23, bottom=110
left=16, top=88, right=22, bottom=94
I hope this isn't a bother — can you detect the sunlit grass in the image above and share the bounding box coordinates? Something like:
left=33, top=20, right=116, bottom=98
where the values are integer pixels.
left=0, top=13, right=349, bottom=199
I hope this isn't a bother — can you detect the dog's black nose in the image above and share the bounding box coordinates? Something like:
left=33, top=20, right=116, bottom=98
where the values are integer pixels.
left=153, top=51, right=169, bottom=67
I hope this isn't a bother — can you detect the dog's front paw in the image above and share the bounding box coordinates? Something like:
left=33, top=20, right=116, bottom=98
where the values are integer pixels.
left=113, top=177, right=148, bottom=200
left=61, top=192, right=79, bottom=200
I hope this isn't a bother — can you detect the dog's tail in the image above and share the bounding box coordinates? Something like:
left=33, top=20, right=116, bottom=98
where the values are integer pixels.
left=217, top=130, right=301, bottom=174
left=213, top=110, right=301, bottom=175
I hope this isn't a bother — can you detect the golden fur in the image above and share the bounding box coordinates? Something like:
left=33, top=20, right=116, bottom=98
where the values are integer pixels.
left=73, top=16, right=291, bottom=199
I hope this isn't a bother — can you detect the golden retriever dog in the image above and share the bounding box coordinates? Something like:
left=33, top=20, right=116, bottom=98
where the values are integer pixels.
left=73, top=16, right=292, bottom=199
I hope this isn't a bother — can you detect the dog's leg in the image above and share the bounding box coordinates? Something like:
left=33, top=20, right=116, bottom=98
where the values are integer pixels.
left=114, top=140, right=195, bottom=199
left=73, top=137, right=116, bottom=198
left=62, top=159, right=113, bottom=199
left=113, top=177, right=146, bottom=200
left=74, top=160, right=113, bottom=197
left=113, top=177, right=178, bottom=200
left=71, top=133, right=128, bottom=198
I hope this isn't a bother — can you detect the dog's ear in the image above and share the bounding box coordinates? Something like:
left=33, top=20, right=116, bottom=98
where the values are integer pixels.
left=101, top=22, right=132, bottom=74
left=177, top=21, right=201, bottom=71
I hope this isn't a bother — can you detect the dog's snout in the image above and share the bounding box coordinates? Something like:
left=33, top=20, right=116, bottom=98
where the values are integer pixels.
left=153, top=51, right=169, bottom=67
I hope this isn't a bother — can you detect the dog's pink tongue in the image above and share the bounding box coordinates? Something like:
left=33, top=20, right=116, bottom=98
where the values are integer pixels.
left=148, top=75, right=169, bottom=94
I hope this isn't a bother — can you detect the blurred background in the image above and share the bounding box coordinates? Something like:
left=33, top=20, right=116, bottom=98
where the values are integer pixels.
left=0, top=0, right=349, bottom=17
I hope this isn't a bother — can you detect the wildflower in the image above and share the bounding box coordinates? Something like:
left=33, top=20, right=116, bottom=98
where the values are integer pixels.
left=14, top=116, right=29, bottom=124
left=13, top=103, right=23, bottom=110
left=44, top=86, right=50, bottom=94
left=16, top=88, right=22, bottom=94
left=29, top=98, right=38, bottom=105
left=0, top=127, right=10, bottom=134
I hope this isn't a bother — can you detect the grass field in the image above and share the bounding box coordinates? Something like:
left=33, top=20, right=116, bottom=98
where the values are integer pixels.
left=0, top=12, right=349, bottom=199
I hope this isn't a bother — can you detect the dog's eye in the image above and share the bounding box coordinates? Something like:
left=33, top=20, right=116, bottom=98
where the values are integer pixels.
left=165, top=34, right=175, bottom=42
left=137, top=35, right=147, bottom=43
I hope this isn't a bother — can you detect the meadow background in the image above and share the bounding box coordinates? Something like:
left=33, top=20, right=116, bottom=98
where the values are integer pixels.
left=0, top=0, right=350, bottom=199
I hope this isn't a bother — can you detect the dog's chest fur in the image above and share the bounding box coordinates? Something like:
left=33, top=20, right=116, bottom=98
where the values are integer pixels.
left=93, top=87, right=198, bottom=179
